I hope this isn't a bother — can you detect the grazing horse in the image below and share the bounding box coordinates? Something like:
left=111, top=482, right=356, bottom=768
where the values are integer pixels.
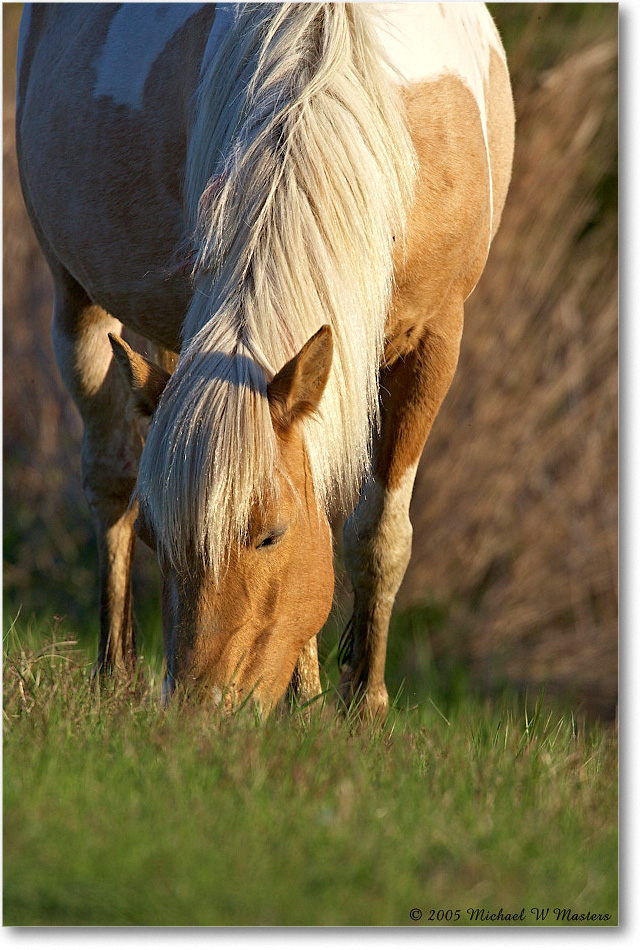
left=16, top=3, right=514, bottom=716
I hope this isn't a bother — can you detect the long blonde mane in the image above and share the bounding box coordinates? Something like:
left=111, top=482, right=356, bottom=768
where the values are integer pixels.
left=137, top=2, right=416, bottom=576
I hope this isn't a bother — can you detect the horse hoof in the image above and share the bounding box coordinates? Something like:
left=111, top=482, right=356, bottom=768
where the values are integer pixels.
left=337, top=667, right=389, bottom=723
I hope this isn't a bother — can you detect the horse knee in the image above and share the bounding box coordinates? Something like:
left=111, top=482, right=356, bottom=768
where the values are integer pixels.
left=79, top=410, right=142, bottom=523
left=81, top=454, right=137, bottom=527
left=343, top=466, right=416, bottom=601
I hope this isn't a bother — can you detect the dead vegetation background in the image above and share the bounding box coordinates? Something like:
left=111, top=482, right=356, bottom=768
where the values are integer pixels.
left=3, top=4, right=618, bottom=717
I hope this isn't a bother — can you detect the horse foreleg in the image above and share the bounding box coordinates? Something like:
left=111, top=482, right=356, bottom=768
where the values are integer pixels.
left=340, top=303, right=464, bottom=720
left=340, top=464, right=417, bottom=720
left=52, top=277, right=142, bottom=677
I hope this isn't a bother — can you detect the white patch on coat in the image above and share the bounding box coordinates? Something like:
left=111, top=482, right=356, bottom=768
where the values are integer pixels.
left=93, top=3, right=206, bottom=109
left=375, top=3, right=503, bottom=106
left=343, top=463, right=419, bottom=603
left=374, top=2, right=503, bottom=247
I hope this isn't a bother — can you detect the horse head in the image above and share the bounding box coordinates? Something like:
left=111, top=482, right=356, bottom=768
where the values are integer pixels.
left=110, top=327, right=335, bottom=713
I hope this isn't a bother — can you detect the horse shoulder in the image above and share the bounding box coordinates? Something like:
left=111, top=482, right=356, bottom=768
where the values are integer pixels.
left=387, top=12, right=514, bottom=352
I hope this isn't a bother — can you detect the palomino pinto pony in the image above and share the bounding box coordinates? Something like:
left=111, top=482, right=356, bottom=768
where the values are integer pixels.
left=17, top=3, right=514, bottom=716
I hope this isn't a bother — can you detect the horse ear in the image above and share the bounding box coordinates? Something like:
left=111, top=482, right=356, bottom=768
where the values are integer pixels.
left=267, top=325, right=333, bottom=433
left=109, top=333, right=170, bottom=419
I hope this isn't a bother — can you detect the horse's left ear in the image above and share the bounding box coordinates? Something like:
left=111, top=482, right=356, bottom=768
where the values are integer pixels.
left=109, top=333, right=170, bottom=419
left=267, top=325, right=333, bottom=433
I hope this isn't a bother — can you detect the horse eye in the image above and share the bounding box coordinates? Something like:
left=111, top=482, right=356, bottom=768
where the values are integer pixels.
left=256, top=527, right=287, bottom=549
left=257, top=535, right=277, bottom=549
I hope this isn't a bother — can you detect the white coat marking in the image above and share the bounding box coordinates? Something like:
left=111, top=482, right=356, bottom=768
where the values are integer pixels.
left=88, top=3, right=498, bottom=242
left=343, top=463, right=419, bottom=602
left=375, top=3, right=503, bottom=112
left=93, top=3, right=206, bottom=109
left=374, top=2, right=503, bottom=248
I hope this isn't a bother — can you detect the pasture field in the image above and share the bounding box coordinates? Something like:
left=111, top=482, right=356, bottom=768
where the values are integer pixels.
left=4, top=2, right=618, bottom=719
left=3, top=1, right=619, bottom=930
left=3, top=617, right=617, bottom=927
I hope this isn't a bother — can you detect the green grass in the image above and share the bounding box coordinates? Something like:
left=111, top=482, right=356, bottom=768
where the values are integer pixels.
left=3, top=2, right=618, bottom=927
left=3, top=616, right=617, bottom=927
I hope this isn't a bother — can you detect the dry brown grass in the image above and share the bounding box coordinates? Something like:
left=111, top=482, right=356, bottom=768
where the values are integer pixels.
left=3, top=5, right=618, bottom=715
left=401, top=22, right=618, bottom=716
